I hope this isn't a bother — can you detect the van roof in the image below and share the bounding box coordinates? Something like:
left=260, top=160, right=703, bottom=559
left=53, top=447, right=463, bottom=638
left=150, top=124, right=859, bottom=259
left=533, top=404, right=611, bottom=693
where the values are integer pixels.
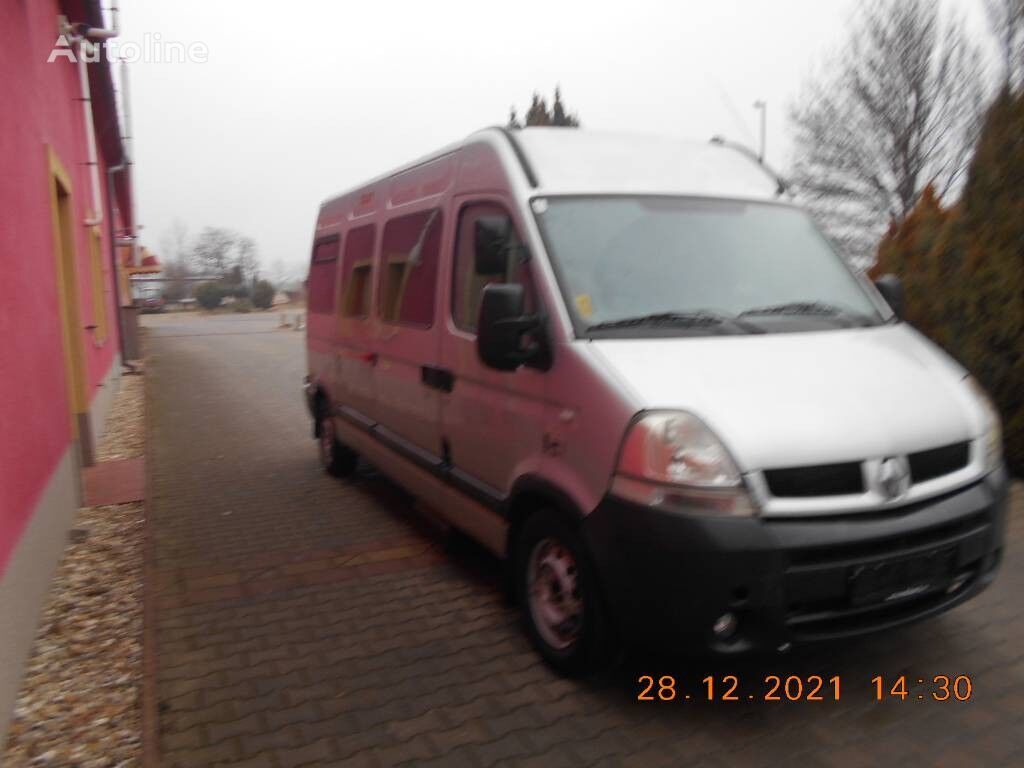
left=511, top=128, right=783, bottom=200
left=319, top=127, right=785, bottom=214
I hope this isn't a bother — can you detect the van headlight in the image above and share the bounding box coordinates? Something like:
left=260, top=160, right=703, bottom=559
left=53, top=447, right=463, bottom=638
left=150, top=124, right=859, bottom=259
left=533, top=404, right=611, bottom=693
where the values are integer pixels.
left=966, top=377, right=1002, bottom=471
left=611, top=411, right=755, bottom=516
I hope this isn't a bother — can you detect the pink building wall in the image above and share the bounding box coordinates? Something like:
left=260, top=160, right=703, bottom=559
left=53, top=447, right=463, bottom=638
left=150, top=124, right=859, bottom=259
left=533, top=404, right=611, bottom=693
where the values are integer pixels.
left=0, top=0, right=126, bottom=576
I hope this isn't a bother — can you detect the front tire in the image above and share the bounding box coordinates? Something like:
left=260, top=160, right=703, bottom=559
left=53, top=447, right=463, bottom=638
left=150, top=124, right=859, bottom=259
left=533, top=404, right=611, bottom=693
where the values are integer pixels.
left=516, top=512, right=617, bottom=676
left=317, top=408, right=357, bottom=478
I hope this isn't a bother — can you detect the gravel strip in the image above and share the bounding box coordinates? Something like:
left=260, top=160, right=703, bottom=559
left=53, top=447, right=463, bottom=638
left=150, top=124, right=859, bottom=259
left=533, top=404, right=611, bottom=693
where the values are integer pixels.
left=96, top=371, right=145, bottom=462
left=3, top=372, right=146, bottom=768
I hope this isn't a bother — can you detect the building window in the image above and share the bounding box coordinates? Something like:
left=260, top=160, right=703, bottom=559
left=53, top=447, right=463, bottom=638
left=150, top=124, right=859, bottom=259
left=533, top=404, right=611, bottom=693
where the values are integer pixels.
left=308, top=235, right=340, bottom=315
left=451, top=203, right=535, bottom=332
left=339, top=224, right=376, bottom=318
left=379, top=209, right=442, bottom=328
left=88, top=227, right=107, bottom=344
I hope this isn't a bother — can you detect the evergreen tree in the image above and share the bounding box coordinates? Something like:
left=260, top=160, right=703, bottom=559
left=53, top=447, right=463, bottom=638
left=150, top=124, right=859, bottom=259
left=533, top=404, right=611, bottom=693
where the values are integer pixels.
left=871, top=185, right=957, bottom=342
left=525, top=93, right=552, bottom=126
left=953, top=88, right=1024, bottom=473
left=508, top=88, right=581, bottom=128
left=551, top=87, right=580, bottom=127
left=872, top=88, right=1024, bottom=474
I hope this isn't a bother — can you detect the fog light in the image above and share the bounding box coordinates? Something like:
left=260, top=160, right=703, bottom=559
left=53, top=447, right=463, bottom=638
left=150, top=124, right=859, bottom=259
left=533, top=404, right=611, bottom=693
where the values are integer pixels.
left=713, top=612, right=738, bottom=639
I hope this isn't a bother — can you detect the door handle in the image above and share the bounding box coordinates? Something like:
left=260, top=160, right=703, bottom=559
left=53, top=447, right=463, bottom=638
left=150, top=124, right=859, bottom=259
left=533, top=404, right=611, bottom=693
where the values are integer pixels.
left=421, top=365, right=455, bottom=393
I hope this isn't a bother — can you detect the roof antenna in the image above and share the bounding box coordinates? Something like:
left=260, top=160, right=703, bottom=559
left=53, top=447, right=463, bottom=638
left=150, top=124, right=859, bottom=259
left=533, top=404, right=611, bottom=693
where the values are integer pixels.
left=709, top=135, right=790, bottom=197
left=711, top=76, right=757, bottom=147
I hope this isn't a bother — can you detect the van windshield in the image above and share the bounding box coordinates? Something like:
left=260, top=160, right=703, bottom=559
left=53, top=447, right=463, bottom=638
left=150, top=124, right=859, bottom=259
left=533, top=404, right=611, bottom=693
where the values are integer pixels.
left=532, top=196, right=887, bottom=337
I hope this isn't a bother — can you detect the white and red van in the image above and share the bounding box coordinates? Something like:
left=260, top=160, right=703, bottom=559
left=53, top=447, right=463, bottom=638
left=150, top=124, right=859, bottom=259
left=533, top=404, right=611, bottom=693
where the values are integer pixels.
left=305, top=128, right=1007, bottom=674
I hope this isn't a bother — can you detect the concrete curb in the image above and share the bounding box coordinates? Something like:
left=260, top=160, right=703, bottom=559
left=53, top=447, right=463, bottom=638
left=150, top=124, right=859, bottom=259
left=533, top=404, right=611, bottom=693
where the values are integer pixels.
left=141, top=341, right=160, bottom=768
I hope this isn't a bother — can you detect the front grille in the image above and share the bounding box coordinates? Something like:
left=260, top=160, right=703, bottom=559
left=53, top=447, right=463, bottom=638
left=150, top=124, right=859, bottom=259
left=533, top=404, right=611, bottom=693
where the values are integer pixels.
left=909, top=441, right=970, bottom=483
left=763, top=440, right=972, bottom=501
left=764, top=462, right=863, bottom=498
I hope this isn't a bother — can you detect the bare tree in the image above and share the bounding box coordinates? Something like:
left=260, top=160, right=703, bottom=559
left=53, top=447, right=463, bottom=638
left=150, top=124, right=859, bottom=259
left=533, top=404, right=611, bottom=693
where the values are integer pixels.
left=161, top=256, right=191, bottom=303
left=269, top=258, right=301, bottom=289
left=234, top=236, right=259, bottom=287
left=789, top=0, right=986, bottom=268
left=159, top=219, right=190, bottom=263
left=158, top=219, right=192, bottom=302
left=985, top=0, right=1024, bottom=90
left=269, top=258, right=287, bottom=283
left=191, top=227, right=237, bottom=276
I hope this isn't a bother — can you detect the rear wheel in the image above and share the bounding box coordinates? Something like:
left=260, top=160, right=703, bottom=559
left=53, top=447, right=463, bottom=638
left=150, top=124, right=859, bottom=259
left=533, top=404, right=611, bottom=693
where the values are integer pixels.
left=317, top=406, right=357, bottom=478
left=516, top=513, right=617, bottom=676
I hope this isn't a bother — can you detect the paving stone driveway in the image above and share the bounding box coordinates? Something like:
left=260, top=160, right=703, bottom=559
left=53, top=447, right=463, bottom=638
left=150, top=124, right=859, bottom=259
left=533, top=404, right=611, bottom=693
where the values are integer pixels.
left=145, top=312, right=1024, bottom=768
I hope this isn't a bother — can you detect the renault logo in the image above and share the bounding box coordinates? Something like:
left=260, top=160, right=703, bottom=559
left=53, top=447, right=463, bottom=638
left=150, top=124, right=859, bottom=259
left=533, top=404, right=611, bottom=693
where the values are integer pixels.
left=877, top=456, right=912, bottom=500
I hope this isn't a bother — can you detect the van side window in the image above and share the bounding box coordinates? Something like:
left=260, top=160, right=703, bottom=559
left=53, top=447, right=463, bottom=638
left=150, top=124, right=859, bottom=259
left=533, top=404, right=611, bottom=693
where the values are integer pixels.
left=308, top=235, right=340, bottom=315
left=452, top=203, right=535, bottom=332
left=339, top=224, right=375, bottom=318
left=379, top=209, right=442, bottom=328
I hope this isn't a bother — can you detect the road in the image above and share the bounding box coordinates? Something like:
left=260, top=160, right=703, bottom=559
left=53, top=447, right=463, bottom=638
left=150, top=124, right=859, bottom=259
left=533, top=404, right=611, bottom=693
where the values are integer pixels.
left=144, top=311, right=1024, bottom=767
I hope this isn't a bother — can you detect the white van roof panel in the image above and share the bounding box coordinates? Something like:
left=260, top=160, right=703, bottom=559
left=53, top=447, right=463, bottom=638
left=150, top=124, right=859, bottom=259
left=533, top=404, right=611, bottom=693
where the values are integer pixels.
left=511, top=128, right=781, bottom=200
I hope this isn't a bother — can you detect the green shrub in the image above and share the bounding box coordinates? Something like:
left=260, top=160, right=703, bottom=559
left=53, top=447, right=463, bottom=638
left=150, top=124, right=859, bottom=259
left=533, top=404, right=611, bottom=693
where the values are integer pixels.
left=194, top=282, right=224, bottom=310
left=252, top=279, right=276, bottom=310
left=232, top=298, right=252, bottom=313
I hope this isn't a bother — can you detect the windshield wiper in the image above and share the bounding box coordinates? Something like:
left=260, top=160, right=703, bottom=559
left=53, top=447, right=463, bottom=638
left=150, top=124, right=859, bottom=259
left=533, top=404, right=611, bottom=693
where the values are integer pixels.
left=739, top=301, right=874, bottom=325
left=587, top=310, right=762, bottom=334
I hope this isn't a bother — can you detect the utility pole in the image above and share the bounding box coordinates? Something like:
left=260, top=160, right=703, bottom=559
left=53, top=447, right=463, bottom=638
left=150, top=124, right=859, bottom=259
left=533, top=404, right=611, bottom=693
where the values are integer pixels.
left=753, top=100, right=766, bottom=162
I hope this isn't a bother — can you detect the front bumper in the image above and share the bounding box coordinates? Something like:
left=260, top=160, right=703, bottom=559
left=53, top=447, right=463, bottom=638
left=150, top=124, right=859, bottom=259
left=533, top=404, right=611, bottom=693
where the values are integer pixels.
left=581, top=469, right=1008, bottom=653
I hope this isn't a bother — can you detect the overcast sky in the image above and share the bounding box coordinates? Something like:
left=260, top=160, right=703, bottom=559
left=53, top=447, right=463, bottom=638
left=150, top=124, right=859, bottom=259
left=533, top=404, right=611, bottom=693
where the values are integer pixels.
left=116, top=0, right=992, bottom=283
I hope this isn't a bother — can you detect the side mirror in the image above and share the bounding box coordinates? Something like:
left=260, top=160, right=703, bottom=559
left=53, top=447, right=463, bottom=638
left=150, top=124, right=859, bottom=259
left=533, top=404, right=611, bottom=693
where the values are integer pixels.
left=477, top=284, right=550, bottom=371
left=474, top=216, right=511, bottom=276
left=874, top=274, right=904, bottom=318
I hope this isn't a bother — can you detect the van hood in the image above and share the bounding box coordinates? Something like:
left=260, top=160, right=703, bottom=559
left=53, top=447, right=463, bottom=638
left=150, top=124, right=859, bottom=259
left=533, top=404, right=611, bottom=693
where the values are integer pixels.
left=589, top=324, right=983, bottom=471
